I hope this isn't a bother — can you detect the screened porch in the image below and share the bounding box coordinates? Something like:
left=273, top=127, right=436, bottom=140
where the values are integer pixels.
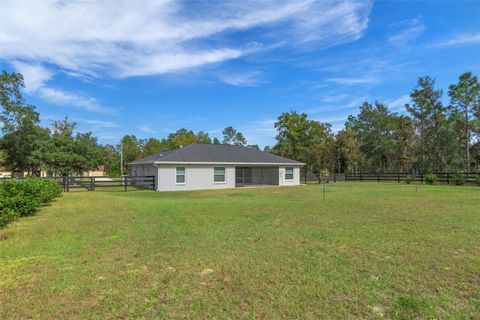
left=235, top=166, right=279, bottom=187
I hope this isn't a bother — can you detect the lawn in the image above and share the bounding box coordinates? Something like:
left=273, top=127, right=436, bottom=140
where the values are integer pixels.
left=1, top=183, right=479, bottom=319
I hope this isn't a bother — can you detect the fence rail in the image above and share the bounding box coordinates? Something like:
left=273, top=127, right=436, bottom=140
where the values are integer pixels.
left=344, top=172, right=478, bottom=184
left=1, top=175, right=156, bottom=192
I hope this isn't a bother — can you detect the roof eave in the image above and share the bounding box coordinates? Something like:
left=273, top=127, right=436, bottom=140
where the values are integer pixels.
left=150, top=161, right=304, bottom=166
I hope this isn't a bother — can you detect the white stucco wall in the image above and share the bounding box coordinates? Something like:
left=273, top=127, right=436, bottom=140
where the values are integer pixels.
left=278, top=166, right=301, bottom=186
left=132, top=163, right=301, bottom=191
left=157, top=165, right=236, bottom=191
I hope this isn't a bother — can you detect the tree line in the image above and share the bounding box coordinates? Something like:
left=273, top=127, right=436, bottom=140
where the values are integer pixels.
left=1, top=70, right=479, bottom=177
left=271, top=73, right=479, bottom=176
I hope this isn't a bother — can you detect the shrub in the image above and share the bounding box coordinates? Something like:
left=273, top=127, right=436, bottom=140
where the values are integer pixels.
left=405, top=175, right=414, bottom=184
left=425, top=173, right=437, bottom=185
left=452, top=171, right=466, bottom=185
left=0, top=206, right=20, bottom=228
left=0, top=178, right=62, bottom=228
left=0, top=179, right=40, bottom=216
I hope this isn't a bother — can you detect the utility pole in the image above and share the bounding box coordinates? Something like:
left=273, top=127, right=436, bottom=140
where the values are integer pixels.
left=120, top=140, right=124, bottom=176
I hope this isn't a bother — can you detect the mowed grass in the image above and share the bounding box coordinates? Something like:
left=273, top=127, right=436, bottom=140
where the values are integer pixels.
left=1, top=183, right=479, bottom=319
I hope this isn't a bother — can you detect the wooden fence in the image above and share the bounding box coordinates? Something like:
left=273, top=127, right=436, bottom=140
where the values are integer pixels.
left=1, top=176, right=156, bottom=192
left=344, top=172, right=478, bottom=184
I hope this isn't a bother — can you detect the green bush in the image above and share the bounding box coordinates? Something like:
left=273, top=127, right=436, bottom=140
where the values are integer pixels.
left=0, top=178, right=62, bottom=228
left=0, top=206, right=20, bottom=228
left=0, top=179, right=41, bottom=216
left=452, top=171, right=466, bottom=185
left=405, top=175, right=414, bottom=184
left=425, top=173, right=437, bottom=185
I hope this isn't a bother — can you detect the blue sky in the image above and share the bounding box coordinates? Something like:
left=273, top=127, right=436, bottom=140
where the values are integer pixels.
left=1, top=0, right=479, bottom=147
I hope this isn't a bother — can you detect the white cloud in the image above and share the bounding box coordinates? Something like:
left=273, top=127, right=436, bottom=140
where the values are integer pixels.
left=38, top=87, right=116, bottom=115
left=11, top=61, right=53, bottom=93
left=326, top=75, right=379, bottom=85
left=138, top=126, right=157, bottom=134
left=11, top=61, right=116, bottom=114
left=76, top=119, right=119, bottom=128
left=433, top=32, right=480, bottom=47
left=1, top=0, right=373, bottom=78
left=219, top=71, right=264, bottom=87
left=386, top=94, right=410, bottom=111
left=388, top=19, right=425, bottom=46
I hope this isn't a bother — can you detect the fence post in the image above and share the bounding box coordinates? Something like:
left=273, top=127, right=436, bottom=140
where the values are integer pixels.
left=90, top=176, right=93, bottom=191
left=152, top=176, right=156, bottom=191
left=66, top=176, right=70, bottom=192
left=377, top=173, right=380, bottom=182
left=360, top=173, right=363, bottom=182
left=397, top=173, right=400, bottom=183
left=447, top=172, right=450, bottom=185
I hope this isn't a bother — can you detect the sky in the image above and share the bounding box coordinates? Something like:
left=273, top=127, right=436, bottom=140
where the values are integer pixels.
left=1, top=0, right=480, bottom=148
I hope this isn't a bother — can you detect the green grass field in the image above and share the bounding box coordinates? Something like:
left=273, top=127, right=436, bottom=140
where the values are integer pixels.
left=1, top=183, right=479, bottom=319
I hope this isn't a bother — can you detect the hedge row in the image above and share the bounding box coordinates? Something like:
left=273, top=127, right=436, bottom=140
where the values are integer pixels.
left=0, top=179, right=62, bottom=228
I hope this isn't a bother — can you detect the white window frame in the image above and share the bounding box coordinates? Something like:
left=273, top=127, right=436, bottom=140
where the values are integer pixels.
left=213, top=167, right=226, bottom=184
left=285, top=167, right=294, bottom=181
left=176, top=167, right=186, bottom=185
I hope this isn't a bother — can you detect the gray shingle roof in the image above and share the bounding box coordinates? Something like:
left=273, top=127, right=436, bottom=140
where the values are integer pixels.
left=129, top=143, right=303, bottom=165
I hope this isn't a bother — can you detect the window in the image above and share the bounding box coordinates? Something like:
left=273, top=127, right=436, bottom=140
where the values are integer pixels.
left=285, top=167, right=294, bottom=180
left=214, top=167, right=225, bottom=183
left=176, top=167, right=185, bottom=184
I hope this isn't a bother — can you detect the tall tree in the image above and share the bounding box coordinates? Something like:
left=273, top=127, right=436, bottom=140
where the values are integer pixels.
left=103, top=144, right=121, bottom=176
left=346, top=102, right=398, bottom=172
left=142, top=138, right=163, bottom=157
left=213, top=137, right=221, bottom=144
left=393, top=115, right=415, bottom=172
left=165, top=128, right=197, bottom=149
left=196, top=131, right=212, bottom=144
left=406, top=76, right=447, bottom=172
left=51, top=116, right=76, bottom=136
left=32, top=119, right=103, bottom=176
left=335, top=126, right=364, bottom=173
left=119, top=135, right=142, bottom=174
left=222, top=126, right=247, bottom=146
left=274, top=111, right=334, bottom=179
left=0, top=71, right=44, bottom=176
left=273, top=111, right=311, bottom=160
left=448, top=72, right=480, bottom=172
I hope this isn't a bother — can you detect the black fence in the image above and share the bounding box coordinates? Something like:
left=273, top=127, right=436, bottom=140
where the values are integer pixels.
left=303, top=173, right=344, bottom=183
left=344, top=172, right=478, bottom=184
left=1, top=176, right=156, bottom=192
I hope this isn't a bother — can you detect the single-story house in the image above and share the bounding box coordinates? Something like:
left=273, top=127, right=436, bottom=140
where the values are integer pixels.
left=129, top=143, right=304, bottom=191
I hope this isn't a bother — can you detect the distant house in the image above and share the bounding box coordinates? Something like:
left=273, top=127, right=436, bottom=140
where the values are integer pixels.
left=129, top=143, right=304, bottom=191
left=85, top=165, right=105, bottom=177
left=0, top=166, right=11, bottom=178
